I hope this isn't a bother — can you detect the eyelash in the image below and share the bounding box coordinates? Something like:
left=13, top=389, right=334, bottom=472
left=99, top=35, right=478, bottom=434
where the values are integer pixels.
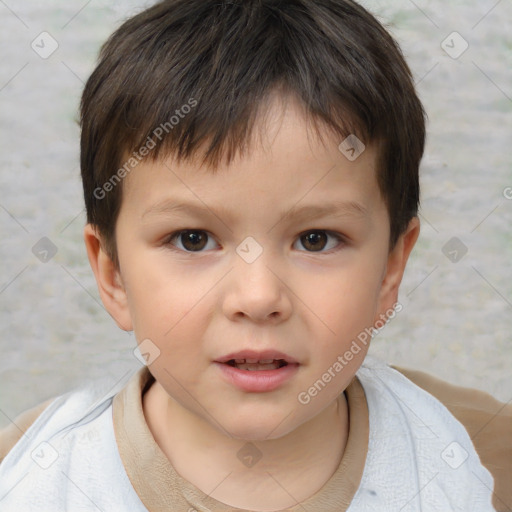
left=163, top=229, right=347, bottom=254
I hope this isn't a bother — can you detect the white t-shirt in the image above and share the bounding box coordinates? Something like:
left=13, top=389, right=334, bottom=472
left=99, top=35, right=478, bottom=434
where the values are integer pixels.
left=0, top=355, right=496, bottom=511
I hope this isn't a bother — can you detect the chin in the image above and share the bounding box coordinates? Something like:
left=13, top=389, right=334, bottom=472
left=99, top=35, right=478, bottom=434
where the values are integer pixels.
left=216, top=409, right=304, bottom=442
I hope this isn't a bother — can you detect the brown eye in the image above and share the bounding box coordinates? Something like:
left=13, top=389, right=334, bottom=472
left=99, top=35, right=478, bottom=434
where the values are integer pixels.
left=295, top=230, right=344, bottom=253
left=167, top=230, right=215, bottom=252
left=300, top=231, right=327, bottom=251
left=181, top=231, right=207, bottom=251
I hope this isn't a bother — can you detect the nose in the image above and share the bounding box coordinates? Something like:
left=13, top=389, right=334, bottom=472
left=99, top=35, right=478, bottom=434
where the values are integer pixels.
left=222, top=250, right=292, bottom=324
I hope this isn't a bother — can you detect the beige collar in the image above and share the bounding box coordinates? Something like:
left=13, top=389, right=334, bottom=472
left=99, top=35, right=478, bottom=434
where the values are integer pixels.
left=112, top=367, right=369, bottom=511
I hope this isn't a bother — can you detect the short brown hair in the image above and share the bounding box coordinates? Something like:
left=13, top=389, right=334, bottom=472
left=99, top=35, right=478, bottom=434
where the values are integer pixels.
left=80, top=0, right=426, bottom=266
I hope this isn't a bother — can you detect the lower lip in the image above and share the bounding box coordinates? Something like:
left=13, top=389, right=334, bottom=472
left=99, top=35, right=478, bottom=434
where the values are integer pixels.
left=214, top=362, right=299, bottom=392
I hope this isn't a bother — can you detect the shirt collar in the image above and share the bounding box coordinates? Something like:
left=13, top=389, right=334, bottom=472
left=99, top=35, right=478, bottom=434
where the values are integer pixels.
left=112, top=366, right=369, bottom=511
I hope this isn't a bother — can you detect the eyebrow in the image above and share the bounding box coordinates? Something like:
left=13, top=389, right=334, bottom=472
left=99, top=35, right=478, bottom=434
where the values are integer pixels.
left=141, top=198, right=369, bottom=227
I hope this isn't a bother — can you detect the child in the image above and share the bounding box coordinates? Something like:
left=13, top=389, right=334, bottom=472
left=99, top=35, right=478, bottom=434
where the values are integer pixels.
left=0, top=0, right=510, bottom=510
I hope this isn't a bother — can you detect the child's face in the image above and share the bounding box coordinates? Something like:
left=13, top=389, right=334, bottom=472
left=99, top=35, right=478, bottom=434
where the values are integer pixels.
left=88, top=96, right=417, bottom=440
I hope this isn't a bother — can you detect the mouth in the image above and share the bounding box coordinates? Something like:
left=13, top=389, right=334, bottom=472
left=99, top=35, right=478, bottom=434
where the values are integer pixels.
left=214, top=350, right=300, bottom=392
left=215, top=350, right=298, bottom=369
left=224, top=358, right=289, bottom=371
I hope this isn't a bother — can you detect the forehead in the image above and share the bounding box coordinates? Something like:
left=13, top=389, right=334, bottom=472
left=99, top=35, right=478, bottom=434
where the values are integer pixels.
left=120, top=95, right=383, bottom=220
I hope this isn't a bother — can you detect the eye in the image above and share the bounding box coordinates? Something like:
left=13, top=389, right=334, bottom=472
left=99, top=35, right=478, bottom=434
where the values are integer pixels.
left=164, top=229, right=345, bottom=254
left=294, top=230, right=345, bottom=253
left=165, top=230, right=218, bottom=252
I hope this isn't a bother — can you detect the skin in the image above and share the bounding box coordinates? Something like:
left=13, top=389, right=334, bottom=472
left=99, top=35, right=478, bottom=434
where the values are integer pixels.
left=85, top=93, right=419, bottom=511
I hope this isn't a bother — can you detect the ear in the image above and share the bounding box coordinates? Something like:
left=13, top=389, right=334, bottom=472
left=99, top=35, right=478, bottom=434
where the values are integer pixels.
left=375, top=217, right=420, bottom=321
left=83, top=224, right=133, bottom=331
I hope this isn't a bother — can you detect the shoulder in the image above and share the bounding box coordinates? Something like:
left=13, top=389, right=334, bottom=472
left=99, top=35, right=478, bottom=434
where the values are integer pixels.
left=354, top=356, right=496, bottom=510
left=0, top=375, right=119, bottom=464
left=0, top=377, right=117, bottom=467
left=0, top=372, right=142, bottom=511
left=392, top=364, right=512, bottom=512
left=0, top=398, right=55, bottom=464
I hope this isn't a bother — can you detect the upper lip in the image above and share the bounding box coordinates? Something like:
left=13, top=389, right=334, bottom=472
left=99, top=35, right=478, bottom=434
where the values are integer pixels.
left=215, top=350, right=299, bottom=364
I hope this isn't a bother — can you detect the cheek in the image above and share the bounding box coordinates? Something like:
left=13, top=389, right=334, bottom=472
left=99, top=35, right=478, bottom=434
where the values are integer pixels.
left=296, top=256, right=385, bottom=394
left=302, top=259, right=384, bottom=339
left=122, top=257, right=209, bottom=350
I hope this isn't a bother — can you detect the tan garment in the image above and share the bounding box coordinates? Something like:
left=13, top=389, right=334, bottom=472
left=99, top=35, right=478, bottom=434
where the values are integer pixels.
left=1, top=367, right=510, bottom=511
left=112, top=369, right=367, bottom=511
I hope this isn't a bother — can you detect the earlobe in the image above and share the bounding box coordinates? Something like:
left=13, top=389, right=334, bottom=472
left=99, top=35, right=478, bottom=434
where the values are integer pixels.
left=83, top=224, right=133, bottom=331
left=376, top=217, right=420, bottom=319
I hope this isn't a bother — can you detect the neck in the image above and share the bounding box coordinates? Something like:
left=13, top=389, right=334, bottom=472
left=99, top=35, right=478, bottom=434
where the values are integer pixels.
left=143, top=383, right=349, bottom=511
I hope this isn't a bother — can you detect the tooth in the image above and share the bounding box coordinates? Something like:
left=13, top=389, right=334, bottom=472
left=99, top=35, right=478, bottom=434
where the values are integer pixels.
left=236, top=361, right=281, bottom=371
left=234, top=359, right=245, bottom=364
left=245, top=359, right=259, bottom=364
left=258, top=359, right=274, bottom=364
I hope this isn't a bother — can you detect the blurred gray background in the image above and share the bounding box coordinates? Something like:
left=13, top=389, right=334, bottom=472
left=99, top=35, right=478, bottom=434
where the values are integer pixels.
left=0, top=0, right=511, bottom=428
